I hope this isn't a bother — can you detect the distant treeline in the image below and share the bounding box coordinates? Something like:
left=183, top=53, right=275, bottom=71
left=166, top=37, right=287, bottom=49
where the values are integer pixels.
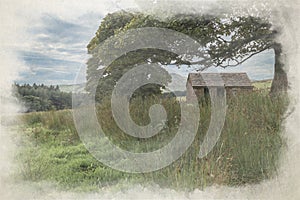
left=14, top=83, right=72, bottom=113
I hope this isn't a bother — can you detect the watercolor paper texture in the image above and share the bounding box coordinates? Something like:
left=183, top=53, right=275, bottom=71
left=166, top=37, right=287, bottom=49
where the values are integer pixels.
left=0, top=0, right=299, bottom=199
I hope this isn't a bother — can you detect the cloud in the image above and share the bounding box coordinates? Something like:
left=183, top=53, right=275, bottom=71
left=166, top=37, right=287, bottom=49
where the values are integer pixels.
left=213, top=50, right=275, bottom=80
left=26, top=14, right=99, bottom=62
left=31, top=14, right=98, bottom=45
left=1, top=1, right=300, bottom=200
left=18, top=13, right=104, bottom=85
left=20, top=51, right=82, bottom=67
left=13, top=0, right=137, bottom=85
left=18, top=0, right=275, bottom=85
left=17, top=51, right=84, bottom=84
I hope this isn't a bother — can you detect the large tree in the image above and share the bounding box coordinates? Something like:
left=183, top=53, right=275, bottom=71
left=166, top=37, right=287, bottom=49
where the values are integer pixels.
left=86, top=11, right=287, bottom=99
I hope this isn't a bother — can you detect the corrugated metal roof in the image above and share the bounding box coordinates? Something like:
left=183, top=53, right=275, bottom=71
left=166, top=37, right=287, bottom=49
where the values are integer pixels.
left=188, top=73, right=253, bottom=87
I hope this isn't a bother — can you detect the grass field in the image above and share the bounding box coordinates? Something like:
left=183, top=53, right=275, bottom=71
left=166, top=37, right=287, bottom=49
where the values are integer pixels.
left=12, top=86, right=289, bottom=192
left=252, top=79, right=273, bottom=90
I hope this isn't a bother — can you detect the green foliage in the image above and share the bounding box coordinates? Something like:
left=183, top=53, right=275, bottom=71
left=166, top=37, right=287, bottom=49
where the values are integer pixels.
left=14, top=92, right=288, bottom=191
left=86, top=11, right=283, bottom=101
left=14, top=83, right=72, bottom=112
left=87, top=11, right=135, bottom=53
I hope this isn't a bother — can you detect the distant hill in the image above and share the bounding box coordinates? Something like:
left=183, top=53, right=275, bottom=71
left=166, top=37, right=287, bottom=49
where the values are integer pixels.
left=59, top=83, right=86, bottom=93
left=167, top=73, right=273, bottom=91
left=58, top=76, right=272, bottom=95
left=167, top=73, right=187, bottom=92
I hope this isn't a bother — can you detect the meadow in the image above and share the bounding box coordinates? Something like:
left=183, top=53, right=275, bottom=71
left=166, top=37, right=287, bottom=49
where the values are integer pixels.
left=13, top=87, right=288, bottom=192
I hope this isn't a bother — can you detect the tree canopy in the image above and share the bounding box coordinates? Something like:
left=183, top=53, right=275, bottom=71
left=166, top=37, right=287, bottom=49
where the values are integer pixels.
left=86, top=10, right=287, bottom=100
left=14, top=83, right=72, bottom=112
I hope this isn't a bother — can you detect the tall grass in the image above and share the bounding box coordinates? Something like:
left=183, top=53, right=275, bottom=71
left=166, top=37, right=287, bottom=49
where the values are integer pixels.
left=15, top=91, right=288, bottom=191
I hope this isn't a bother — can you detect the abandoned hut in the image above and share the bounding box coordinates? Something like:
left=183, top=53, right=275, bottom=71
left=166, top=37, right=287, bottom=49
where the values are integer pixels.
left=186, top=73, right=254, bottom=101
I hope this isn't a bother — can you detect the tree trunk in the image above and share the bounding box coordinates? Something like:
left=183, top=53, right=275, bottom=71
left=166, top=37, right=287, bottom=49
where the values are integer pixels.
left=270, top=43, right=288, bottom=95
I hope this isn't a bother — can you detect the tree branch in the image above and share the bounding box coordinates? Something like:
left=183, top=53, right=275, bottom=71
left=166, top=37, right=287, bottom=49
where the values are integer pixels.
left=167, top=44, right=271, bottom=70
left=217, top=45, right=271, bottom=67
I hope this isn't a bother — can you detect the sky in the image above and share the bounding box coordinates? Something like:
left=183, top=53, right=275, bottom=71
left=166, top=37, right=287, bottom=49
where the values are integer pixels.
left=14, top=0, right=275, bottom=85
left=1, top=1, right=300, bottom=199
left=18, top=13, right=104, bottom=85
left=13, top=0, right=137, bottom=85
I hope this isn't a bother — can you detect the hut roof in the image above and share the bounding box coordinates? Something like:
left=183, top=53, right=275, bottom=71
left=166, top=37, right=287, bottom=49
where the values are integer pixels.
left=188, top=73, right=253, bottom=87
